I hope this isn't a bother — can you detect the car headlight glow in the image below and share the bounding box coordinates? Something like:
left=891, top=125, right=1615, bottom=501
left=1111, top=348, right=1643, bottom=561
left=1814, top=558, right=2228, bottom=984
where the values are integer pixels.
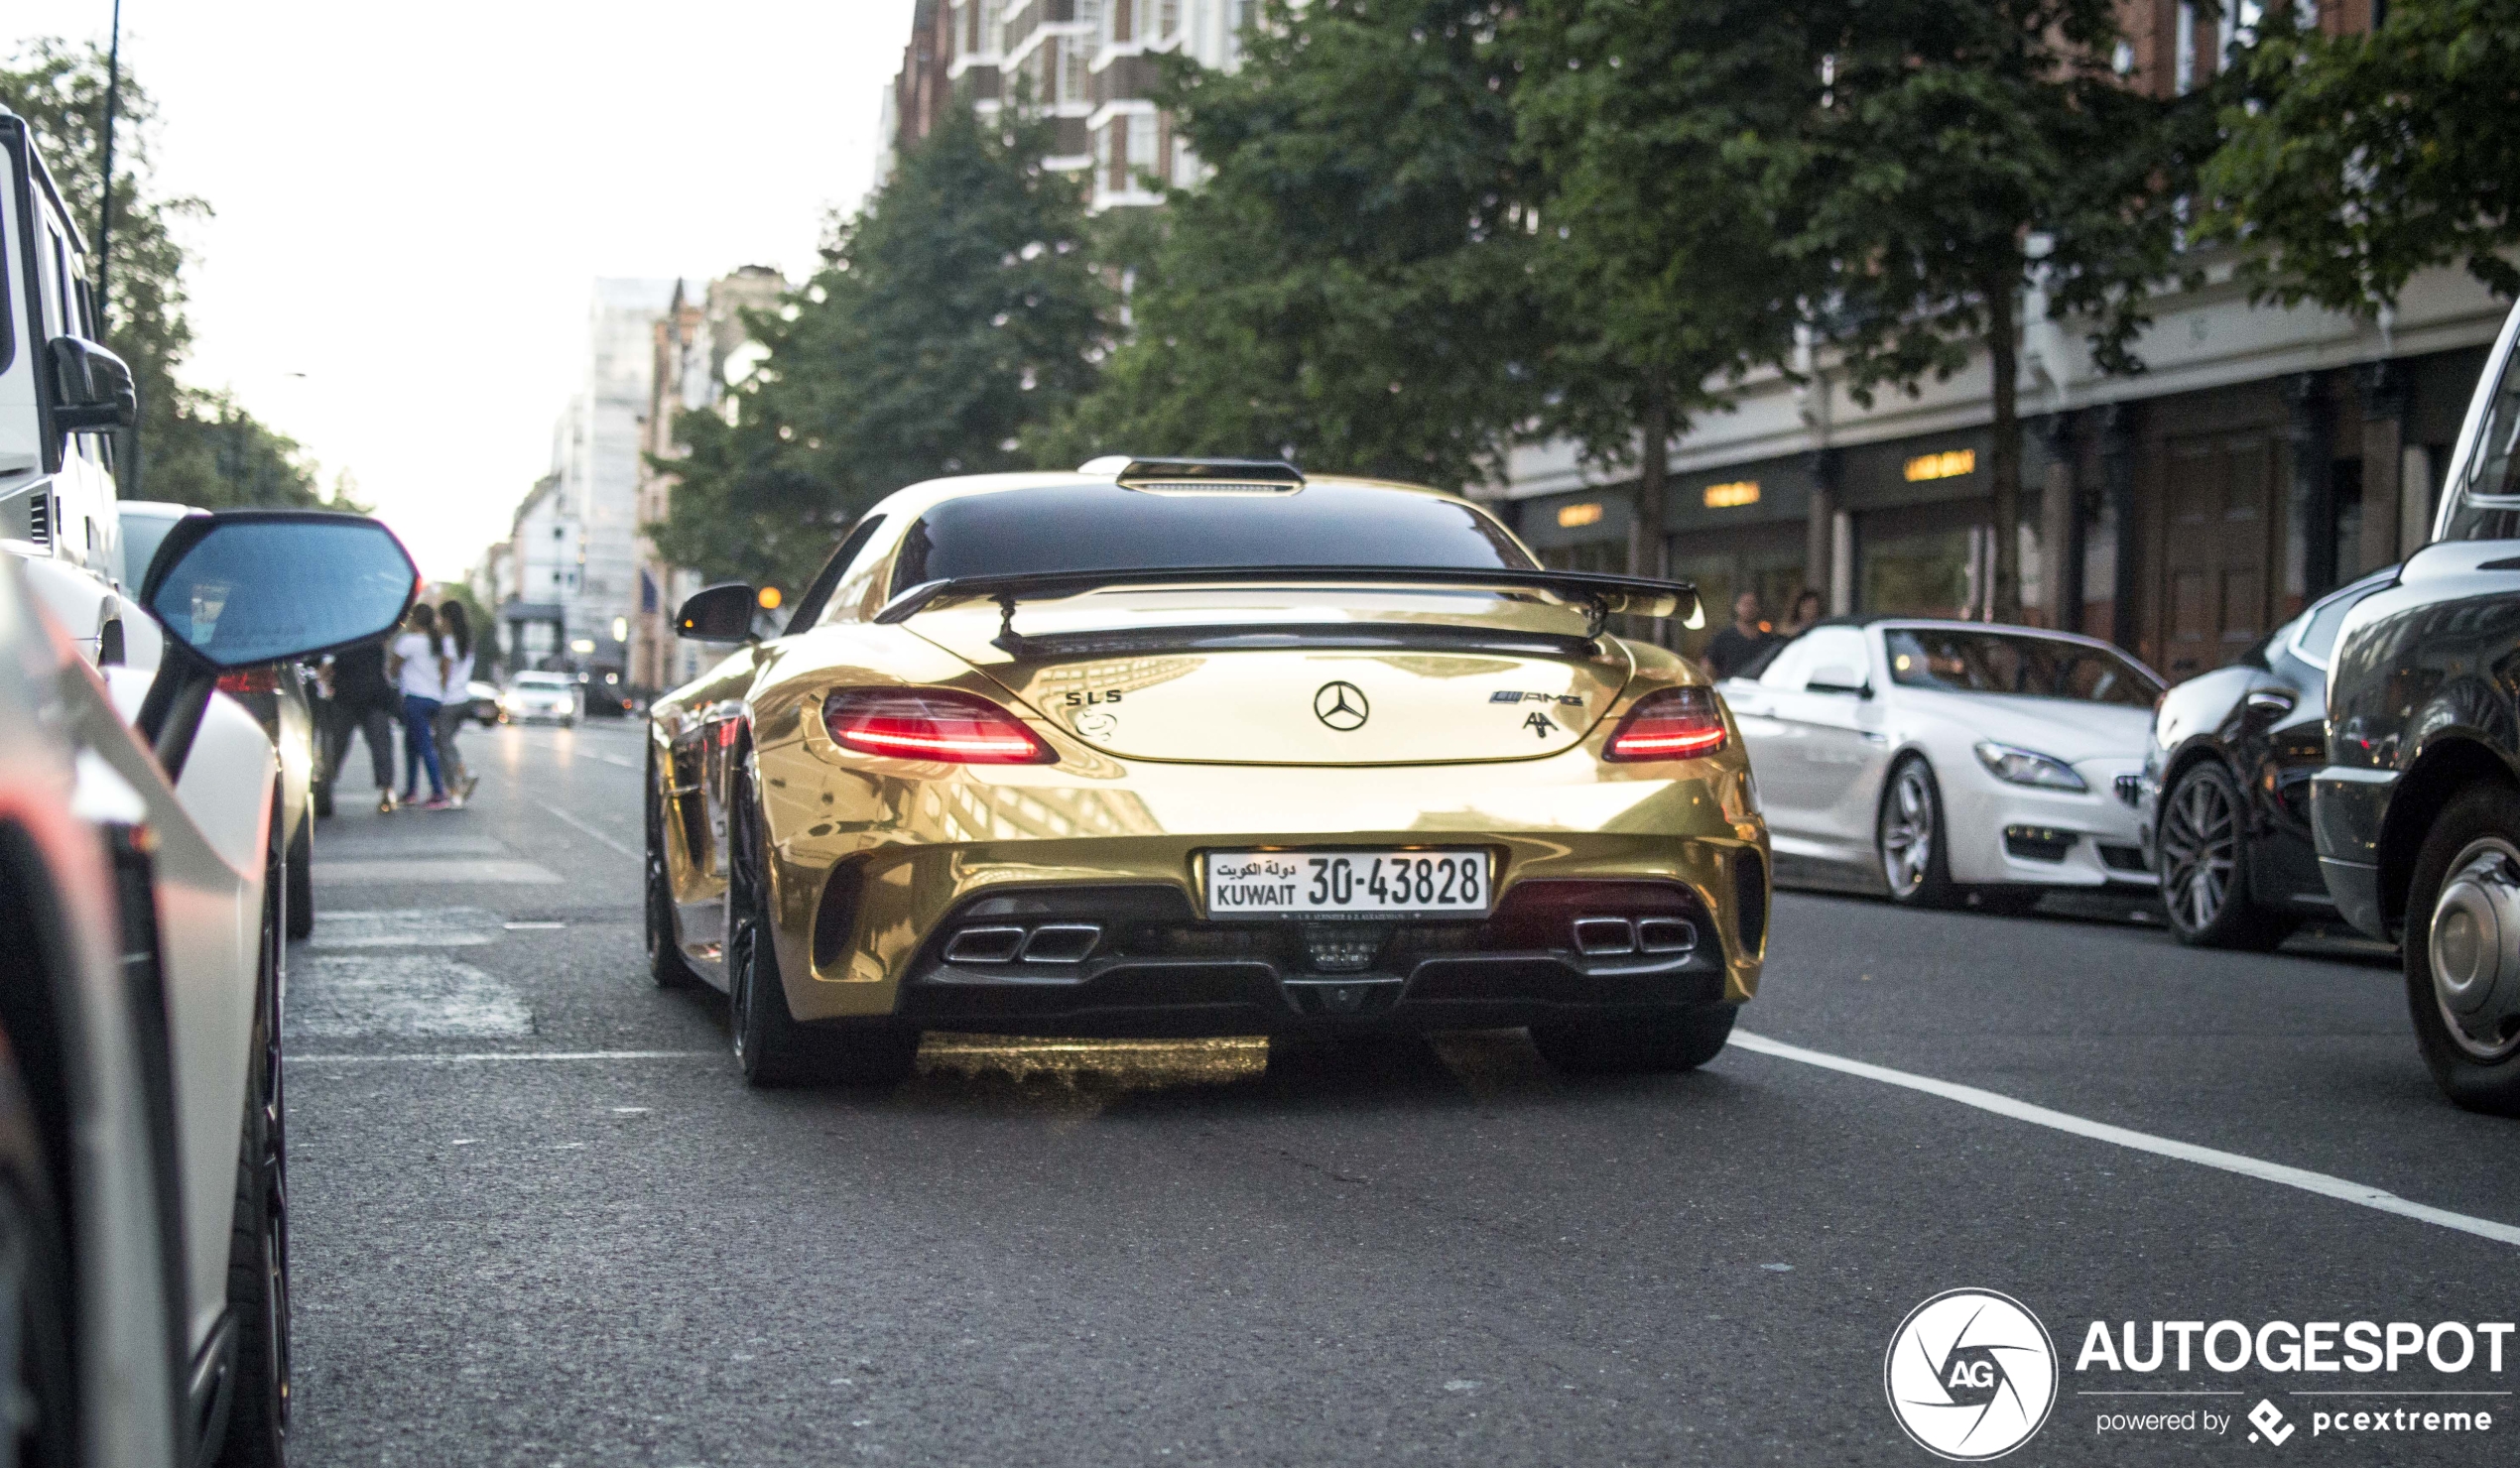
left=1974, top=741, right=2087, bottom=792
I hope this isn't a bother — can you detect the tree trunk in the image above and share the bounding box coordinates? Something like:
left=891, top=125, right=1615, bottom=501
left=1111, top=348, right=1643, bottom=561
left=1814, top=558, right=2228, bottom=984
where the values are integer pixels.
left=1634, top=387, right=1670, bottom=578
left=1984, top=270, right=2022, bottom=624
left=1633, top=386, right=1672, bottom=644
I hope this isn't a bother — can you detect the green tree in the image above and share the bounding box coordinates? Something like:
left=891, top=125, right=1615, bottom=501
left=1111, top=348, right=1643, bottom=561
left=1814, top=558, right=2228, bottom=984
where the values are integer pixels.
left=651, top=103, right=1107, bottom=589
left=1512, top=0, right=1827, bottom=578
left=1790, top=0, right=2201, bottom=621
left=2201, top=0, right=2520, bottom=312
left=1035, top=0, right=1546, bottom=491
left=3, top=40, right=341, bottom=510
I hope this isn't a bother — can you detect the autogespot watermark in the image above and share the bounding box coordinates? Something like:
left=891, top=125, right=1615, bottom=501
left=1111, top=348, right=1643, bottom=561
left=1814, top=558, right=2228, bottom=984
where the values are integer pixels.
left=1888, top=1293, right=2513, bottom=1456
left=1884, top=1289, right=2060, bottom=1460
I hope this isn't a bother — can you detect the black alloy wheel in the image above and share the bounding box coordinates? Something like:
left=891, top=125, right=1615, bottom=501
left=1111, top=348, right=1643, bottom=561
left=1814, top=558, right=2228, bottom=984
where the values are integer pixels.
left=214, top=854, right=290, bottom=1468
left=0, top=1032, right=75, bottom=1468
left=2158, top=761, right=2294, bottom=950
left=644, top=751, right=698, bottom=990
left=1531, top=1004, right=1738, bottom=1073
left=725, top=760, right=919, bottom=1089
left=1877, top=757, right=1960, bottom=909
left=2402, top=786, right=2520, bottom=1115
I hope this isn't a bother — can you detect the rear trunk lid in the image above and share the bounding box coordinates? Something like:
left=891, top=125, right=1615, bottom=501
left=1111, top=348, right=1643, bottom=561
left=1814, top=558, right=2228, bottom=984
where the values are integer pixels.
left=908, top=586, right=1633, bottom=765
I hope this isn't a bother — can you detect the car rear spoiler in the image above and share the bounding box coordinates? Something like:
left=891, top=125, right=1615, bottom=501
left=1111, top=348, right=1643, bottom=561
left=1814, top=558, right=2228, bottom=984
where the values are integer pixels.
left=872, top=565, right=1701, bottom=652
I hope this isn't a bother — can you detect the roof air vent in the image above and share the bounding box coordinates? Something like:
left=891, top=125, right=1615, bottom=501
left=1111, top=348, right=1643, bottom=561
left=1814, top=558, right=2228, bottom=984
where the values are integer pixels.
left=1103, top=457, right=1306, bottom=496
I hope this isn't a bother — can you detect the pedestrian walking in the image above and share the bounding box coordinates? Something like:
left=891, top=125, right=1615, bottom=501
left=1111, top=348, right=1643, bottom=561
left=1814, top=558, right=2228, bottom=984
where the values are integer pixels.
left=1702, top=591, right=1781, bottom=680
left=322, top=640, right=404, bottom=813
left=1780, top=588, right=1824, bottom=639
left=387, top=604, right=451, bottom=809
left=433, top=601, right=481, bottom=807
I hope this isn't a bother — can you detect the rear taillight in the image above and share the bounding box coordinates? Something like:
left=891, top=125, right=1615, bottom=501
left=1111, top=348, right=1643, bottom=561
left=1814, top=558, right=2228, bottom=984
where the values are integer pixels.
left=1604, top=685, right=1727, bottom=761
left=217, top=668, right=281, bottom=696
left=821, top=688, right=1056, bottom=765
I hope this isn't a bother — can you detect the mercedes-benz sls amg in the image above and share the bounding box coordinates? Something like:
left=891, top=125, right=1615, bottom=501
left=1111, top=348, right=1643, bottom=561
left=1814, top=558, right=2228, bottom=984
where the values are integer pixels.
left=645, top=459, right=1769, bottom=1085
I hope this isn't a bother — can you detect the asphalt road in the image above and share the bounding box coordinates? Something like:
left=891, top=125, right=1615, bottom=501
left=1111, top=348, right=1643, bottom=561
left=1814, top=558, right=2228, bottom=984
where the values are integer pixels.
left=285, top=720, right=2519, bottom=1466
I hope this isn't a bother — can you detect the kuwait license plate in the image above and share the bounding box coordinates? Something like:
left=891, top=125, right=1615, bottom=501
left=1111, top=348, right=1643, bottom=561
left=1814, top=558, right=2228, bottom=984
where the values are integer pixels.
left=1202, top=849, right=1490, bottom=919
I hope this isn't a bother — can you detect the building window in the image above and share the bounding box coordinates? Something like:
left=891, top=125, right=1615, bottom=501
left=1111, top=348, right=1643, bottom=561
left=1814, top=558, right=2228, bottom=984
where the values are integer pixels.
left=1063, top=36, right=1088, bottom=103
left=1113, top=0, right=1134, bottom=44
left=1224, top=0, right=1248, bottom=63
left=1157, top=0, right=1178, bottom=39
left=2175, top=2, right=2197, bottom=92
left=1128, top=112, right=1157, bottom=179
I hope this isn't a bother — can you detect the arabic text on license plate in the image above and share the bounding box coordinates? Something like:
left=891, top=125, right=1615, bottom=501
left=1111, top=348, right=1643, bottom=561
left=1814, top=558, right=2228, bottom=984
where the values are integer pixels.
left=1204, top=850, right=1489, bottom=918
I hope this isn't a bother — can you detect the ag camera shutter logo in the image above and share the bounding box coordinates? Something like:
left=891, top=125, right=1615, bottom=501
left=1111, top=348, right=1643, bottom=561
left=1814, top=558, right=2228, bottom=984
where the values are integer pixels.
left=1885, top=1289, right=2060, bottom=1460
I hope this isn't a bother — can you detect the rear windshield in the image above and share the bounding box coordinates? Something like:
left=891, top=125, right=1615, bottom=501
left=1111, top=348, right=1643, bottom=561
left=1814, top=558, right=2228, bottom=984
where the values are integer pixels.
left=1883, top=627, right=2163, bottom=707
left=888, top=482, right=1535, bottom=593
left=513, top=673, right=571, bottom=687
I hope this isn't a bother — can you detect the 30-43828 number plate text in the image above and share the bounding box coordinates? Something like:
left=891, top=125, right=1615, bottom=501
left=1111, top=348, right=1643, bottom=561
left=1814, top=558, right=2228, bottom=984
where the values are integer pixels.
left=1202, top=849, right=1490, bottom=918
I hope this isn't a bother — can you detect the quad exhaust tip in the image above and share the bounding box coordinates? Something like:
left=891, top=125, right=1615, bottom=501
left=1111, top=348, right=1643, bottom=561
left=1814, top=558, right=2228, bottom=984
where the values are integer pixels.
left=942, top=922, right=1104, bottom=965
left=1572, top=916, right=1698, bottom=957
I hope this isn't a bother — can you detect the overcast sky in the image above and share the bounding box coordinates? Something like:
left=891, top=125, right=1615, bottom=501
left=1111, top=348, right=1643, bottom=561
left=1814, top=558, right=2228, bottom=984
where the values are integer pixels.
left=13, top=0, right=916, bottom=578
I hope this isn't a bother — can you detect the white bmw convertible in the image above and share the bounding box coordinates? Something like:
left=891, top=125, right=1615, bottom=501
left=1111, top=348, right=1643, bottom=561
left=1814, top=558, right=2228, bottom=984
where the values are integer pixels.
left=1719, top=619, right=2165, bottom=910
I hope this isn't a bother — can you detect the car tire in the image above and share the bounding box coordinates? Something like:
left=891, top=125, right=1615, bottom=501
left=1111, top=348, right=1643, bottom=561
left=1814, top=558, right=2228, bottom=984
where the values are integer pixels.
left=284, top=813, right=314, bottom=942
left=644, top=753, right=699, bottom=991
left=2401, top=785, right=2520, bottom=1115
left=2158, top=761, right=2295, bottom=950
left=213, top=868, right=290, bottom=1468
left=726, top=766, right=918, bottom=1089
left=1531, top=1005, right=1736, bottom=1073
left=0, top=1022, right=76, bottom=1468
left=1877, top=756, right=1961, bottom=909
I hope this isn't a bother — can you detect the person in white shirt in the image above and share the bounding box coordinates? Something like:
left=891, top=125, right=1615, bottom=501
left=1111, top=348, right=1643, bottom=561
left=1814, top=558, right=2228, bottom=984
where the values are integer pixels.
left=432, top=601, right=480, bottom=806
left=384, top=604, right=451, bottom=808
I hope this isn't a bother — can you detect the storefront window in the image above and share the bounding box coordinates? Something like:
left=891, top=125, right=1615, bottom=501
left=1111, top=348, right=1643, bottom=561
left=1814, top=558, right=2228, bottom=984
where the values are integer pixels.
left=1861, top=523, right=1975, bottom=619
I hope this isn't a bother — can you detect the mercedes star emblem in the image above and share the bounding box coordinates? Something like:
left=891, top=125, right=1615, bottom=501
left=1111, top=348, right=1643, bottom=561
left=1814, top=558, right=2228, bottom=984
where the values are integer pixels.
left=1314, top=680, right=1369, bottom=731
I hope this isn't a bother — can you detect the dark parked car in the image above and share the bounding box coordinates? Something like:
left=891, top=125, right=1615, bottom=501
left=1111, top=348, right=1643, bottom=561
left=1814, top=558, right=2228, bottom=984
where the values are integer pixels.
left=2137, top=566, right=2396, bottom=948
left=2315, top=302, right=2520, bottom=1114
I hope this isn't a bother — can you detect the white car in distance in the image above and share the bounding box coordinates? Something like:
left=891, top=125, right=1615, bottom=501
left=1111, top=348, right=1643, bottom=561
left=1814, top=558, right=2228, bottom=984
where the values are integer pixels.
left=501, top=670, right=581, bottom=726
left=1720, top=619, right=2166, bottom=911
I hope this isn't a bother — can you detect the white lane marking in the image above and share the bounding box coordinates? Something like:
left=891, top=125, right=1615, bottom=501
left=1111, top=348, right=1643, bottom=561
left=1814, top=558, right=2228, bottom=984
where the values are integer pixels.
left=535, top=800, right=640, bottom=860
left=319, top=836, right=510, bottom=860
left=294, top=1050, right=712, bottom=1062
left=314, top=858, right=563, bottom=886
left=288, top=954, right=534, bottom=1039
left=1730, top=1030, right=2520, bottom=1249
left=307, top=908, right=501, bottom=948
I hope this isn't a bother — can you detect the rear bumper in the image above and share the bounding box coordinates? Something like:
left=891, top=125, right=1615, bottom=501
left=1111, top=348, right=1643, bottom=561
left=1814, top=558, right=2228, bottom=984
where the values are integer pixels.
left=898, top=957, right=1731, bottom=1038
left=768, top=835, right=1769, bottom=1026
left=890, top=880, right=1732, bottom=1036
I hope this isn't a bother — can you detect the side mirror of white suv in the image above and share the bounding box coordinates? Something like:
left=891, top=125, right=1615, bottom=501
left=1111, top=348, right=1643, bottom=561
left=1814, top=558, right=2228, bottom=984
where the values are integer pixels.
left=47, top=336, right=139, bottom=433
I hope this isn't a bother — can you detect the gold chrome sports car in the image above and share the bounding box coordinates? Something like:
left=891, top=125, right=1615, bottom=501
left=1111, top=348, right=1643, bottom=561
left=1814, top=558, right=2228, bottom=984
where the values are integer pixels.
left=644, top=458, right=1769, bottom=1085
